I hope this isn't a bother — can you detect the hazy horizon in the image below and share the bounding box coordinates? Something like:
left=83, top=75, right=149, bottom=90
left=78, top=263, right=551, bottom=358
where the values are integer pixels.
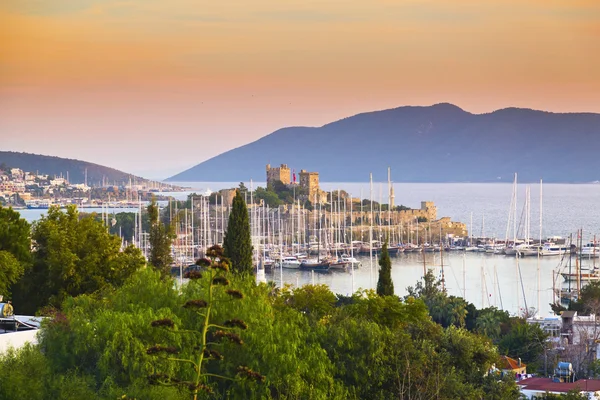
left=2, top=0, right=599, bottom=178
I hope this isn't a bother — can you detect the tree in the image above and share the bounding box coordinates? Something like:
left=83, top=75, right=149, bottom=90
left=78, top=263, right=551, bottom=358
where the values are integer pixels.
left=0, top=206, right=31, bottom=297
left=254, top=187, right=281, bottom=207
left=12, top=205, right=146, bottom=314
left=534, top=390, right=589, bottom=399
left=277, top=284, right=338, bottom=320
left=475, top=307, right=510, bottom=340
left=498, top=319, right=548, bottom=370
left=147, top=197, right=175, bottom=278
left=107, top=212, right=149, bottom=242
left=376, top=241, right=394, bottom=296
left=223, top=190, right=253, bottom=274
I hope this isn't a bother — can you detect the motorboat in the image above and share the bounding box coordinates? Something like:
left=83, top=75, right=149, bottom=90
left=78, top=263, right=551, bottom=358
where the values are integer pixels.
left=280, top=256, right=301, bottom=269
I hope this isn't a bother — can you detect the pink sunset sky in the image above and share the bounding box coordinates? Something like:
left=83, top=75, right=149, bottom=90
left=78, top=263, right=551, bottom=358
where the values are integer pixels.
left=1, top=0, right=599, bottom=178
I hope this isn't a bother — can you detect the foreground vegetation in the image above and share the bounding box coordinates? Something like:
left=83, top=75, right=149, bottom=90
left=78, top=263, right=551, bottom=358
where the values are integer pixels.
left=0, top=201, right=562, bottom=399
left=2, top=268, right=524, bottom=399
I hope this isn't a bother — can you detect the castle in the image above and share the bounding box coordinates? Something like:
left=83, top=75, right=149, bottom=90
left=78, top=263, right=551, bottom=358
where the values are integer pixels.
left=266, top=164, right=321, bottom=201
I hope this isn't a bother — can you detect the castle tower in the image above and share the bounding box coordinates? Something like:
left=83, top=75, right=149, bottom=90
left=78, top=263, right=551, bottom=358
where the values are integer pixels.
left=266, top=164, right=291, bottom=188
left=299, top=169, right=320, bottom=201
left=420, top=201, right=437, bottom=221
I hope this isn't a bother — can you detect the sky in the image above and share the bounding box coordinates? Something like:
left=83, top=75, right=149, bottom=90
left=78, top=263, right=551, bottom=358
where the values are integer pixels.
left=1, top=0, right=599, bottom=179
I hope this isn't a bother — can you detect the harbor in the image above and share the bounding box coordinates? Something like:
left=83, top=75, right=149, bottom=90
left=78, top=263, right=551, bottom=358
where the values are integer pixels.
left=11, top=172, right=600, bottom=319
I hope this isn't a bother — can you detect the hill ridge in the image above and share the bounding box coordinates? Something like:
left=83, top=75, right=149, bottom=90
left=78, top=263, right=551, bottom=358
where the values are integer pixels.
left=162, top=103, right=599, bottom=183
left=0, top=151, right=148, bottom=185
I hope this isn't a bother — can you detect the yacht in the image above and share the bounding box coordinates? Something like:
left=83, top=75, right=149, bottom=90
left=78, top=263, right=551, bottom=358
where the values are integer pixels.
left=581, top=243, right=600, bottom=258
left=340, top=254, right=361, bottom=268
left=300, top=258, right=330, bottom=271
left=540, top=242, right=570, bottom=256
left=280, top=256, right=301, bottom=269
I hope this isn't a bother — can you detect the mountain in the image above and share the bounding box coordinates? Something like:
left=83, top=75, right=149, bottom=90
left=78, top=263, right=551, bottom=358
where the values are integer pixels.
left=167, top=103, right=600, bottom=183
left=0, top=151, right=146, bottom=185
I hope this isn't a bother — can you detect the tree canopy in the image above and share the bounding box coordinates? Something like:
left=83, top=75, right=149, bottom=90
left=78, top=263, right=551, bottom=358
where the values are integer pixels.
left=0, top=205, right=31, bottom=297
left=11, top=205, right=146, bottom=314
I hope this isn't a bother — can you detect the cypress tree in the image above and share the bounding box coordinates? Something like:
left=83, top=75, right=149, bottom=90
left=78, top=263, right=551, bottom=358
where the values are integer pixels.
left=148, top=197, right=175, bottom=278
left=376, top=241, right=394, bottom=296
left=223, top=190, right=253, bottom=274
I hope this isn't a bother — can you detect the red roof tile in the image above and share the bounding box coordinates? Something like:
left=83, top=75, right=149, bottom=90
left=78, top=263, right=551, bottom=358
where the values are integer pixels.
left=500, top=355, right=526, bottom=370
left=518, top=377, right=600, bottom=393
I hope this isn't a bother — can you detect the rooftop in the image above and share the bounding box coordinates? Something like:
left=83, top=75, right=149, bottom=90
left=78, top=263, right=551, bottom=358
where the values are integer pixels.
left=499, top=355, right=526, bottom=370
left=518, top=377, right=600, bottom=393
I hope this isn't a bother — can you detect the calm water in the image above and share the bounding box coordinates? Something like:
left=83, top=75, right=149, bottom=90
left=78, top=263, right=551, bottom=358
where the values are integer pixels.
left=261, top=251, right=584, bottom=318
left=16, top=182, right=600, bottom=317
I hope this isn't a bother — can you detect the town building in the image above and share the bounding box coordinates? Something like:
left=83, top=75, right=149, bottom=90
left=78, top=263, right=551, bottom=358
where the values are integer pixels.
left=498, top=355, right=527, bottom=377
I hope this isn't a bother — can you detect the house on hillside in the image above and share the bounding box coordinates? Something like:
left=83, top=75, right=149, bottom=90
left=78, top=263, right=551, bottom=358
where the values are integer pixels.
left=499, top=355, right=527, bottom=378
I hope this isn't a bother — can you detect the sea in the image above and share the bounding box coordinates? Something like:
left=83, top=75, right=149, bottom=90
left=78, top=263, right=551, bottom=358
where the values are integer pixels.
left=15, top=182, right=600, bottom=317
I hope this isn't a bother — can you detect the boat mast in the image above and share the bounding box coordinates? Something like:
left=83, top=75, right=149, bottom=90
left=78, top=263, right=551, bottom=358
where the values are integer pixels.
left=463, top=252, right=466, bottom=299
left=350, top=195, right=354, bottom=292
left=387, top=167, right=391, bottom=243
left=513, top=173, right=518, bottom=249
left=370, top=173, right=374, bottom=289
left=191, top=195, right=194, bottom=259
left=538, top=179, right=543, bottom=313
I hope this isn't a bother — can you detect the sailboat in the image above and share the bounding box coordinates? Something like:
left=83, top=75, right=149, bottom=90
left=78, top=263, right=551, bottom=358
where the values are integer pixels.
left=300, top=199, right=330, bottom=271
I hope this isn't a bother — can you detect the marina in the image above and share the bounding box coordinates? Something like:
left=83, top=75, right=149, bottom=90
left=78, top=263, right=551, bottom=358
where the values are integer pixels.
left=12, top=179, right=600, bottom=319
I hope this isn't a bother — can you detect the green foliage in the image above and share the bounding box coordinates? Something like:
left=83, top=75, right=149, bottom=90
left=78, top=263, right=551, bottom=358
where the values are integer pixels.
left=0, top=205, right=31, bottom=297
left=417, top=216, right=428, bottom=223
left=277, top=284, right=338, bottom=320
left=0, top=344, right=51, bottom=399
left=407, top=269, right=469, bottom=328
left=498, top=319, right=548, bottom=370
left=475, top=307, right=511, bottom=340
left=0, top=343, right=102, bottom=400
left=566, top=280, right=600, bottom=315
left=534, top=390, right=590, bottom=399
left=376, top=241, right=394, bottom=296
left=479, top=373, right=522, bottom=400
left=148, top=197, right=175, bottom=278
left=147, top=245, right=261, bottom=399
left=107, top=212, right=149, bottom=242
left=315, top=289, right=513, bottom=399
left=303, top=199, right=314, bottom=211
left=223, top=191, right=253, bottom=275
left=0, top=251, right=23, bottom=298
left=33, top=264, right=344, bottom=399
left=1, top=250, right=524, bottom=400
left=253, top=187, right=282, bottom=207
left=12, top=205, right=146, bottom=314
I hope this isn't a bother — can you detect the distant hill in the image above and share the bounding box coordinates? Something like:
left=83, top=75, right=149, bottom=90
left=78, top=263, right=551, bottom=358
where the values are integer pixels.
left=0, top=151, right=145, bottom=185
left=167, top=103, right=600, bottom=183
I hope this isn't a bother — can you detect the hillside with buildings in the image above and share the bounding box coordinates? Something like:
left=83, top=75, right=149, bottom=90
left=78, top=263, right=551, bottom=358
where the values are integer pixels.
left=167, top=103, right=600, bottom=183
left=0, top=151, right=148, bottom=186
left=0, top=165, right=178, bottom=208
